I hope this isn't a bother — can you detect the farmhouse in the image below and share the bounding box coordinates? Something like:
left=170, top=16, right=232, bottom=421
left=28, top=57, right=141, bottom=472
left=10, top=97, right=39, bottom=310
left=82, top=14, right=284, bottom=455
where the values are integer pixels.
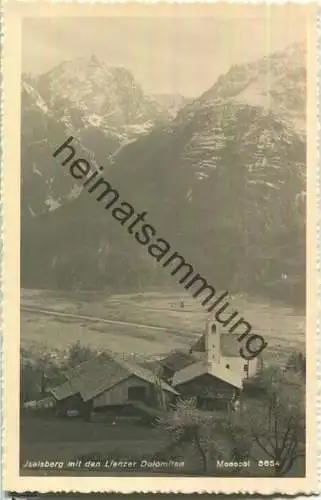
left=50, top=354, right=178, bottom=420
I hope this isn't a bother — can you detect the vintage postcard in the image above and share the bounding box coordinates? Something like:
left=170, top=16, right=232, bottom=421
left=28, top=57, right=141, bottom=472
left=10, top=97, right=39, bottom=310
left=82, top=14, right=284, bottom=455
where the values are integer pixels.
left=3, top=1, right=319, bottom=494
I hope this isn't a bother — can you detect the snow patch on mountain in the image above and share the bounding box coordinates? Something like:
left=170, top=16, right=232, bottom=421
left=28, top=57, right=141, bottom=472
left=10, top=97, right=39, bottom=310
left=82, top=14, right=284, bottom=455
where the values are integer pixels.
left=22, top=81, right=49, bottom=114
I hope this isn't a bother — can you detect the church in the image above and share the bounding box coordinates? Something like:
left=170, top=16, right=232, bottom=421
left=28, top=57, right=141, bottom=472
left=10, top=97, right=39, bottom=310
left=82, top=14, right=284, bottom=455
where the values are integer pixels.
left=157, top=318, right=263, bottom=410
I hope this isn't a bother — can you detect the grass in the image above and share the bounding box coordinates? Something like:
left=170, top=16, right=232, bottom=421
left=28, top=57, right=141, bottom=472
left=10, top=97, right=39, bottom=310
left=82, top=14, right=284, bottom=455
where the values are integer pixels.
left=20, top=413, right=174, bottom=475
left=20, top=412, right=305, bottom=477
left=21, top=413, right=165, bottom=444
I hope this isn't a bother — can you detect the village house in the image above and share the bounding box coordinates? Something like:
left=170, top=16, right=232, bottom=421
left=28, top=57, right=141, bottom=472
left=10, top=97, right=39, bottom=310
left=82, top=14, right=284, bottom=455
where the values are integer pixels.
left=172, top=361, right=242, bottom=411
left=49, top=354, right=178, bottom=420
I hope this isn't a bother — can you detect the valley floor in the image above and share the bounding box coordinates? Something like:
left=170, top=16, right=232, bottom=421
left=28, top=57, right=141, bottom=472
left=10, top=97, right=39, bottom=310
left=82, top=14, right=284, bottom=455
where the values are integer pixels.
left=21, top=288, right=305, bottom=365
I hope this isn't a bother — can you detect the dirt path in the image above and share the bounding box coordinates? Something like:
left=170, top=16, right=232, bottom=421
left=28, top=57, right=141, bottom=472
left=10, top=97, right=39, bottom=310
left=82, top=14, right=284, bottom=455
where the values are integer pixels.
left=21, top=306, right=176, bottom=332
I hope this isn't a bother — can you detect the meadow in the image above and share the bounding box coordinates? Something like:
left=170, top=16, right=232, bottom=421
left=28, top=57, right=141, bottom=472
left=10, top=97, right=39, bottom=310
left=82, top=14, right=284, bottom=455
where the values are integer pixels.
left=21, top=288, right=305, bottom=365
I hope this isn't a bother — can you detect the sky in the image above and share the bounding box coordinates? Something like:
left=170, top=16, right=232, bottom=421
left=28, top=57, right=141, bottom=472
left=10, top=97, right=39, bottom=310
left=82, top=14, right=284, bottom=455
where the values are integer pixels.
left=22, top=14, right=306, bottom=97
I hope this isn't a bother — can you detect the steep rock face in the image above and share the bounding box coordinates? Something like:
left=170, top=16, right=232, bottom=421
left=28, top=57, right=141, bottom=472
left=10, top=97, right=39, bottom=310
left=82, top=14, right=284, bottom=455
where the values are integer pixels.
left=21, top=60, right=176, bottom=217
left=152, top=93, right=190, bottom=118
left=21, top=44, right=306, bottom=304
left=21, top=80, right=86, bottom=218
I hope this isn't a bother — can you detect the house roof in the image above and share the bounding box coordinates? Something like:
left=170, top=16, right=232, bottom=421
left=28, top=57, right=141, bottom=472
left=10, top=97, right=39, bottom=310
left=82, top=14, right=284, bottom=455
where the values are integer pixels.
left=118, top=358, right=178, bottom=395
left=50, top=354, right=178, bottom=402
left=158, top=351, right=197, bottom=373
left=172, top=360, right=242, bottom=389
left=50, top=380, right=76, bottom=401
left=191, top=334, right=205, bottom=353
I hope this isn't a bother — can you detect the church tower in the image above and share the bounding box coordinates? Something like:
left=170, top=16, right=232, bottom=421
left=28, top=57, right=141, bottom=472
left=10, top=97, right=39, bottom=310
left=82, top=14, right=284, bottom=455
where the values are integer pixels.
left=205, top=319, right=221, bottom=368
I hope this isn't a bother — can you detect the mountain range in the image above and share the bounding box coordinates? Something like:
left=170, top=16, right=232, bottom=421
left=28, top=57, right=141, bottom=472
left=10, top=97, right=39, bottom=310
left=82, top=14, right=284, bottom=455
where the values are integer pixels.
left=21, top=43, right=306, bottom=305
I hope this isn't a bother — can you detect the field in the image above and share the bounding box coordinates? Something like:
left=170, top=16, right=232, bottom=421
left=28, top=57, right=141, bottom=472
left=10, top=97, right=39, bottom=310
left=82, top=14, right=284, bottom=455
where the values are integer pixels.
left=20, top=413, right=173, bottom=473
left=21, top=288, right=305, bottom=364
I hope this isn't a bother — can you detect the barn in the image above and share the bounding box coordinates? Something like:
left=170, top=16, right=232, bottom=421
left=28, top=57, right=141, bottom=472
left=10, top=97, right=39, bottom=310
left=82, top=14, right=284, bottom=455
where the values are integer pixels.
left=172, top=360, right=242, bottom=411
left=50, top=354, right=178, bottom=420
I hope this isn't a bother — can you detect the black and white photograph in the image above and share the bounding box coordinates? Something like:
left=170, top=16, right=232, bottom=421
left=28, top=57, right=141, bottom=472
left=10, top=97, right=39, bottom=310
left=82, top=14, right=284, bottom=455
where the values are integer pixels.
left=2, top=1, right=319, bottom=495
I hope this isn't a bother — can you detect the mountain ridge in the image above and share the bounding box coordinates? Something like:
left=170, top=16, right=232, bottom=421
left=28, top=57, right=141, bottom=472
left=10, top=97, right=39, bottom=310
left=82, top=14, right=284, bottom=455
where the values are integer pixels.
left=21, top=42, right=306, bottom=305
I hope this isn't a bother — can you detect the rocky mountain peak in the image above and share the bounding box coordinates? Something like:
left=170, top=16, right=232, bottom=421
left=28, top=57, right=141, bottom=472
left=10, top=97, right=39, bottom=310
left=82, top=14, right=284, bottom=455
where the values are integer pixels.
left=196, top=42, right=306, bottom=133
left=35, top=56, right=166, bottom=128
